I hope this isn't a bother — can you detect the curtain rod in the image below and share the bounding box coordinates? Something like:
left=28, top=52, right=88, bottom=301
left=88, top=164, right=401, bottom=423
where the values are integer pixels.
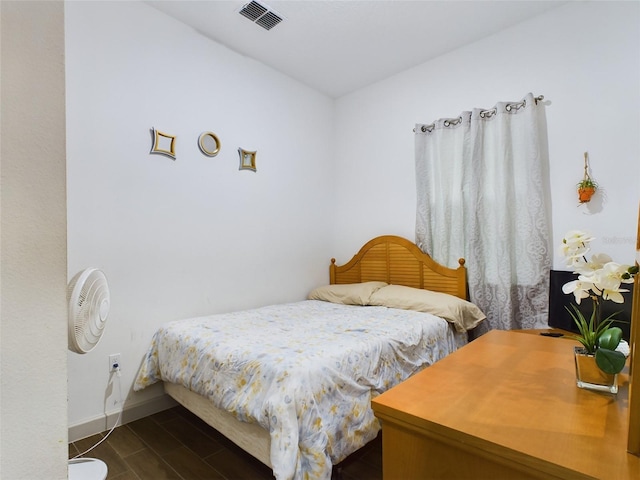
left=413, top=94, right=545, bottom=133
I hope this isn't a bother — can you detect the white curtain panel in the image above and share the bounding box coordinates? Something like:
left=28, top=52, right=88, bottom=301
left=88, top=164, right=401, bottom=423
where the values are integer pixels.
left=415, top=93, right=552, bottom=331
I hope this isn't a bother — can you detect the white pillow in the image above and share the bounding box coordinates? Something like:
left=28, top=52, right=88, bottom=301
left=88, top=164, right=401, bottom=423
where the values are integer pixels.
left=307, top=281, right=388, bottom=306
left=368, top=284, right=485, bottom=332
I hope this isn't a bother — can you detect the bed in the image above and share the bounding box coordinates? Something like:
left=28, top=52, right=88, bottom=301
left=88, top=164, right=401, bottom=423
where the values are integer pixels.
left=133, top=235, right=484, bottom=479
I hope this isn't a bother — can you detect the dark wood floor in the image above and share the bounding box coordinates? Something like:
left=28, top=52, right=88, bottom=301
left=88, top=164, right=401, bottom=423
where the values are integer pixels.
left=68, top=405, right=382, bottom=480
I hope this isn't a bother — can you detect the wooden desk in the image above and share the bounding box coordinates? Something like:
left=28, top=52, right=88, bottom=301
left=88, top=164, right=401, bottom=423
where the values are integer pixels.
left=371, top=330, right=640, bottom=480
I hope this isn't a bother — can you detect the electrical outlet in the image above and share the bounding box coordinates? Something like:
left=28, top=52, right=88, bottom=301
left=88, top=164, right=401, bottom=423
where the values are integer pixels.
left=109, top=353, right=121, bottom=372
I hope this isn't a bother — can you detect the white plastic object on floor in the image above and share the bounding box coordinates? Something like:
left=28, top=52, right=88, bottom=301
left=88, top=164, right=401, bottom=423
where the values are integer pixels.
left=68, top=458, right=108, bottom=480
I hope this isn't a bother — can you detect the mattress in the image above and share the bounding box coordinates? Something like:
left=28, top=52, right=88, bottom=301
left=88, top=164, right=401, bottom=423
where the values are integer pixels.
left=134, top=299, right=466, bottom=479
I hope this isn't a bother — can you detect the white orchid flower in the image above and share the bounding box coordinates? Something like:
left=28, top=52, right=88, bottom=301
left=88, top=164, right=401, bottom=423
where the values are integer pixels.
left=564, top=255, right=583, bottom=270
left=559, top=230, right=594, bottom=265
left=561, top=230, right=594, bottom=252
left=563, top=230, right=595, bottom=247
left=559, top=242, right=589, bottom=262
left=597, top=262, right=627, bottom=289
left=560, top=230, right=636, bottom=305
left=562, top=279, right=592, bottom=304
left=591, top=262, right=630, bottom=303
left=572, top=257, right=598, bottom=276
left=601, top=287, right=629, bottom=303
left=588, top=253, right=612, bottom=270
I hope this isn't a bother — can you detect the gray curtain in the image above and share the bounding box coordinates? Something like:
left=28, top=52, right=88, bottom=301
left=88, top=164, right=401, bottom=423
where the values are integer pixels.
left=415, top=93, right=552, bottom=330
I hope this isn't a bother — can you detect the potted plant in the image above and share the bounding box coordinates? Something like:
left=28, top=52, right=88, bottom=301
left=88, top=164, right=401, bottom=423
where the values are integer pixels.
left=577, top=152, right=597, bottom=203
left=559, top=230, right=638, bottom=393
left=577, top=177, right=598, bottom=203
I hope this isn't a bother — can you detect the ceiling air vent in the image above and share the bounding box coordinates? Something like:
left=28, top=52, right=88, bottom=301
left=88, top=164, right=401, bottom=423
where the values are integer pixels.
left=239, top=1, right=283, bottom=31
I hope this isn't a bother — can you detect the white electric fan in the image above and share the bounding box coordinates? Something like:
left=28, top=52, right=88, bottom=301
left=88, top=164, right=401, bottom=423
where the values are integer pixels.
left=68, top=268, right=110, bottom=354
left=68, top=268, right=110, bottom=480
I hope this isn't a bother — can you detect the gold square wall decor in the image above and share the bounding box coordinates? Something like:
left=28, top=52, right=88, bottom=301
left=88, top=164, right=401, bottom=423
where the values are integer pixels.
left=238, top=148, right=257, bottom=172
left=150, top=128, right=176, bottom=159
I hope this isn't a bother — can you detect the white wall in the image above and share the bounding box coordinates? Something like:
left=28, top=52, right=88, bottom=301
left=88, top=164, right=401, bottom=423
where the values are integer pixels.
left=65, top=1, right=335, bottom=435
left=1, top=2, right=68, bottom=478
left=332, top=1, right=640, bottom=269
left=66, top=0, right=640, bottom=439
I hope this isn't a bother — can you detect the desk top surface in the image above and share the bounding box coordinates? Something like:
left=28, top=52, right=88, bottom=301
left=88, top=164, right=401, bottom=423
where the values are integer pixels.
left=372, top=330, right=640, bottom=479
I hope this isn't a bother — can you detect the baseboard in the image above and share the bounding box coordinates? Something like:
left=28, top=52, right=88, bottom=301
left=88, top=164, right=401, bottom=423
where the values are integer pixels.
left=68, top=393, right=178, bottom=443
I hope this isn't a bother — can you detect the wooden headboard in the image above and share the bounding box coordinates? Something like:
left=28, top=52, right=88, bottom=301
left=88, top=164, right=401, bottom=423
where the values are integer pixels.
left=330, top=235, right=467, bottom=300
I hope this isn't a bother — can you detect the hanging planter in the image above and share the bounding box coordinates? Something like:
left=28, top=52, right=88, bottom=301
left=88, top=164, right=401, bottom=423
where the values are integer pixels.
left=577, top=152, right=598, bottom=203
left=577, top=180, right=597, bottom=203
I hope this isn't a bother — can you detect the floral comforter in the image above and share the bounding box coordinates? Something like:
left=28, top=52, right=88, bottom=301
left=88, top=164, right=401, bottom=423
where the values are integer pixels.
left=134, top=300, right=465, bottom=480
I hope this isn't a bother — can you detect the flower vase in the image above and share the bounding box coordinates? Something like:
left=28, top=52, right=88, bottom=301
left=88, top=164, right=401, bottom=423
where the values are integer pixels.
left=574, top=346, right=618, bottom=394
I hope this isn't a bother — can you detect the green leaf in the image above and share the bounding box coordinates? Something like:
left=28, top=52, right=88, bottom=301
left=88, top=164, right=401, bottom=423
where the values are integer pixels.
left=566, top=304, right=597, bottom=353
left=595, top=348, right=626, bottom=374
left=598, top=327, right=622, bottom=351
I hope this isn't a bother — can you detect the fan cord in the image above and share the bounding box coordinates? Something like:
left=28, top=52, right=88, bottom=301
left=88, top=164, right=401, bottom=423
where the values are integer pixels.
left=72, top=367, right=124, bottom=459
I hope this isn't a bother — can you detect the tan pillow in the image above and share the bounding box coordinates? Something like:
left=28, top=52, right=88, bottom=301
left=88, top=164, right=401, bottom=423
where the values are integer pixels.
left=368, top=284, right=485, bottom=332
left=308, top=281, right=388, bottom=305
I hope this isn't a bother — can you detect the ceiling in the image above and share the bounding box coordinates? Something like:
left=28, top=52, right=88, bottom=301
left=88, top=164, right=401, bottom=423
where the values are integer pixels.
left=147, top=0, right=566, bottom=98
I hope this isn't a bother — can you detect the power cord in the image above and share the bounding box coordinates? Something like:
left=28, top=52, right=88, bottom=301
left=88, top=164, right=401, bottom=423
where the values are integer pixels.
left=72, top=366, right=124, bottom=459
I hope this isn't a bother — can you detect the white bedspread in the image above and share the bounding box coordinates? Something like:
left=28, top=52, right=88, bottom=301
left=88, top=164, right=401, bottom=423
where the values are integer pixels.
left=134, top=300, right=465, bottom=480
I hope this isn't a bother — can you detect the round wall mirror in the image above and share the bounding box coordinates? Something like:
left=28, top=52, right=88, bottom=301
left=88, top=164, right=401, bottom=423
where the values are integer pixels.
left=198, top=132, right=221, bottom=157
